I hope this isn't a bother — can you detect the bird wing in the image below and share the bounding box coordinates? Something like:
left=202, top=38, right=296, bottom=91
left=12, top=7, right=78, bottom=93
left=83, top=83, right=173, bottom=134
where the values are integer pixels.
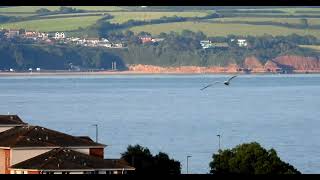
left=227, top=75, right=237, bottom=82
left=200, top=81, right=220, bottom=90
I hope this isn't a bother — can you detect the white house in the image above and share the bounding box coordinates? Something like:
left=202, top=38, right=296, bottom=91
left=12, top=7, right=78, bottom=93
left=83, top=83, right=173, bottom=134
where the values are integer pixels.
left=54, top=32, right=65, bottom=39
left=237, top=39, right=248, bottom=47
left=200, top=40, right=213, bottom=49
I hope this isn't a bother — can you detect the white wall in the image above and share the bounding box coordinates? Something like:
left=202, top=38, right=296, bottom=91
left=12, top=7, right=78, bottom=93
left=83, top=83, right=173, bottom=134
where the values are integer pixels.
left=0, top=127, right=13, bottom=133
left=73, top=148, right=90, bottom=155
left=11, top=149, right=51, bottom=165
left=11, top=148, right=90, bottom=165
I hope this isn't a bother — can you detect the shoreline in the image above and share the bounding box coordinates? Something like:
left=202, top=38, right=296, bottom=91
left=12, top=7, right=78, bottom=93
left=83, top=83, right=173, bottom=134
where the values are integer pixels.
left=0, top=71, right=319, bottom=76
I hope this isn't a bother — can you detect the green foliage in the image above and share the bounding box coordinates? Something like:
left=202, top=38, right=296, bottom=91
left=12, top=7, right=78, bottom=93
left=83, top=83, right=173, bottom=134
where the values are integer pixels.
left=0, top=40, right=127, bottom=70
left=110, top=31, right=320, bottom=67
left=121, top=144, right=181, bottom=175
left=209, top=142, right=301, bottom=174
left=35, top=8, right=51, bottom=14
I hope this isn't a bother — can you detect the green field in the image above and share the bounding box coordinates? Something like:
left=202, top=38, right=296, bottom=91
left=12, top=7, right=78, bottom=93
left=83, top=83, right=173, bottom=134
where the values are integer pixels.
left=41, top=11, right=209, bottom=24
left=67, top=6, right=124, bottom=11
left=0, top=16, right=102, bottom=32
left=129, top=21, right=320, bottom=37
left=0, top=13, right=36, bottom=17
left=0, top=6, right=124, bottom=13
left=107, top=11, right=210, bottom=24
left=43, top=12, right=106, bottom=18
left=1, top=6, right=320, bottom=37
left=0, top=6, right=61, bottom=13
left=299, top=45, right=320, bottom=51
left=210, top=17, right=320, bottom=25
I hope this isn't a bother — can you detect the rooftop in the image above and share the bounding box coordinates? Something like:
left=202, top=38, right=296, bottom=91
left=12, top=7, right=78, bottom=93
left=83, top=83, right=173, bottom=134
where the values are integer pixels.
left=11, top=148, right=135, bottom=171
left=0, top=125, right=105, bottom=148
left=0, top=115, right=27, bottom=125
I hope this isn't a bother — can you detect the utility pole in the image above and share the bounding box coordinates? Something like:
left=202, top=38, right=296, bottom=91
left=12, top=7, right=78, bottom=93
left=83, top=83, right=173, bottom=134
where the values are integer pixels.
left=92, top=124, right=98, bottom=143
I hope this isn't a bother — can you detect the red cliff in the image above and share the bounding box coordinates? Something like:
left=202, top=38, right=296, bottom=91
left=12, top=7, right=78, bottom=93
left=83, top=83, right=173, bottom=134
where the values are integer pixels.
left=273, top=55, right=320, bottom=72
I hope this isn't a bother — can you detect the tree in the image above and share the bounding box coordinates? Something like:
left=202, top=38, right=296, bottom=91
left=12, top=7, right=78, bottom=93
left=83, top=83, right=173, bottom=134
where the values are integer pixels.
left=35, top=8, right=51, bottom=14
left=209, top=142, right=301, bottom=174
left=121, top=144, right=181, bottom=174
left=300, top=18, right=309, bottom=29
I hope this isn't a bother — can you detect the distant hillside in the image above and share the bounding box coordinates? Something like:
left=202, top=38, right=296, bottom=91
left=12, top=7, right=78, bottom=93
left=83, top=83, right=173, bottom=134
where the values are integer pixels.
left=1, top=6, right=320, bottom=37
left=0, top=40, right=127, bottom=71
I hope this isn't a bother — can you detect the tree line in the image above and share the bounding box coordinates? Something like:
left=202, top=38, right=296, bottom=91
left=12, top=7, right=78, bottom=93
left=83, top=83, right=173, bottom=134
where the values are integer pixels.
left=120, top=142, right=300, bottom=174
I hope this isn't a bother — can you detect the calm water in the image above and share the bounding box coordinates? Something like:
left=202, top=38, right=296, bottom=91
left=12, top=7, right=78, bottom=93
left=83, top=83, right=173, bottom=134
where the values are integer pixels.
left=0, top=74, right=319, bottom=174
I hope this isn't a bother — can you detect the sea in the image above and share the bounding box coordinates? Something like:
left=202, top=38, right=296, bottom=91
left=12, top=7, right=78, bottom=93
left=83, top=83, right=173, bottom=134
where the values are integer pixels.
left=0, top=74, right=319, bottom=174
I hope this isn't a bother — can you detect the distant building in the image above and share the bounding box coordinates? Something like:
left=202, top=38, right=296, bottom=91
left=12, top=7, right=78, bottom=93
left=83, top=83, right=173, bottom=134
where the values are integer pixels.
left=151, top=38, right=164, bottom=43
left=237, top=39, right=248, bottom=47
left=38, top=33, right=49, bottom=40
left=139, top=36, right=153, bottom=44
left=200, top=40, right=213, bottom=49
left=85, top=38, right=100, bottom=46
left=112, top=43, right=124, bottom=48
left=54, top=32, right=65, bottom=39
left=6, top=29, right=20, bottom=38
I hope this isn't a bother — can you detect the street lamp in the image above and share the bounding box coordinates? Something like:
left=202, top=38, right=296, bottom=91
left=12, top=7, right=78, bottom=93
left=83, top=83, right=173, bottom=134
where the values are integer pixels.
left=217, top=134, right=221, bottom=151
left=217, top=134, right=221, bottom=172
left=187, top=155, right=192, bottom=174
left=92, top=124, right=98, bottom=143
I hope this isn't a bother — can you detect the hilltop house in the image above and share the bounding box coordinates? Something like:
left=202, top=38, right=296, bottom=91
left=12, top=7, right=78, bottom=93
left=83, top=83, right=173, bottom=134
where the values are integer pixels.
left=5, top=29, right=20, bottom=38
left=200, top=40, right=213, bottom=49
left=24, top=31, right=49, bottom=41
left=139, top=36, right=164, bottom=44
left=0, top=115, right=135, bottom=174
left=139, top=36, right=153, bottom=44
left=237, top=39, right=248, bottom=47
left=54, top=32, right=65, bottom=39
left=230, top=39, right=248, bottom=47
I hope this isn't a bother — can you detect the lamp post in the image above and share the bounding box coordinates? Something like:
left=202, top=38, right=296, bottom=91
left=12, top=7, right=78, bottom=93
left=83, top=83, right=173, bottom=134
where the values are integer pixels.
left=217, top=134, right=221, bottom=151
left=92, top=124, right=98, bottom=143
left=217, top=134, right=221, bottom=172
left=187, top=155, right=192, bottom=174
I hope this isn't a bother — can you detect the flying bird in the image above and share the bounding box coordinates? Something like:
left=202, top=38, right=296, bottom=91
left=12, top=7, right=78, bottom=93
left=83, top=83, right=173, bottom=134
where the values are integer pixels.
left=223, top=75, right=237, bottom=86
left=200, top=75, right=237, bottom=90
left=200, top=81, right=220, bottom=91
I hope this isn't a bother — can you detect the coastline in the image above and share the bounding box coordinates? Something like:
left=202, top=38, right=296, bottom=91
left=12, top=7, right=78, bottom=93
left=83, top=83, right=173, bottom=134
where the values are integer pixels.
left=0, top=70, right=319, bottom=76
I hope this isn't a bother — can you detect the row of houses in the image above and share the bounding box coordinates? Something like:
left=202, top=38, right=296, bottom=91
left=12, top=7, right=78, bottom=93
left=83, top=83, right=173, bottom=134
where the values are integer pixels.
left=3, top=29, right=248, bottom=50
left=2, top=29, right=126, bottom=48
left=0, top=115, right=135, bottom=174
left=200, top=39, right=248, bottom=49
left=67, top=37, right=124, bottom=48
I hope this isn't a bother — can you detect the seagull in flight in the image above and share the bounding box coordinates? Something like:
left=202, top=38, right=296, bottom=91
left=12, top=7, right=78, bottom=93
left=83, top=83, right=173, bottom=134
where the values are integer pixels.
left=200, top=75, right=237, bottom=90
left=223, top=75, right=237, bottom=86
left=200, top=81, right=220, bottom=90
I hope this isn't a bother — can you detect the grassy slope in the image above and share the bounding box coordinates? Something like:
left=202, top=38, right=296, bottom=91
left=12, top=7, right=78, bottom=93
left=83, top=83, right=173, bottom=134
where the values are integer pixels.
left=0, top=6, right=61, bottom=12
left=129, top=21, right=320, bottom=37
left=108, top=11, right=210, bottom=24
left=0, top=6, right=123, bottom=12
left=1, top=6, right=320, bottom=37
left=210, top=17, right=320, bottom=25
left=0, top=16, right=102, bottom=32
